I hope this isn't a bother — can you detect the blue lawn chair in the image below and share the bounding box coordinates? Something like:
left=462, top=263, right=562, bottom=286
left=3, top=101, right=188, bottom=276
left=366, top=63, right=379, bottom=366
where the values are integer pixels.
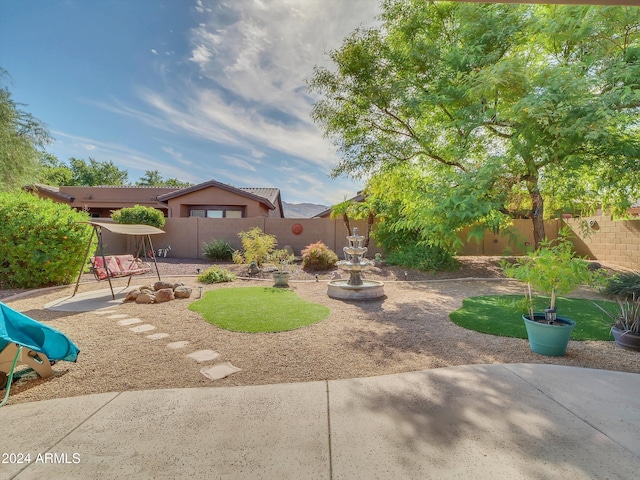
left=0, top=302, right=80, bottom=407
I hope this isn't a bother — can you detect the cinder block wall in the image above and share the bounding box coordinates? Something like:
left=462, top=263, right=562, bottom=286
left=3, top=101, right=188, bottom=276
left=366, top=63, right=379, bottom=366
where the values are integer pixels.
left=564, top=216, right=640, bottom=269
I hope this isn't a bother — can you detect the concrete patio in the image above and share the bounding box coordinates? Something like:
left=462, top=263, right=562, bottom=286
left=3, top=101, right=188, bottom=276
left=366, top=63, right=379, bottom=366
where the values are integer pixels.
left=2, top=363, right=639, bottom=479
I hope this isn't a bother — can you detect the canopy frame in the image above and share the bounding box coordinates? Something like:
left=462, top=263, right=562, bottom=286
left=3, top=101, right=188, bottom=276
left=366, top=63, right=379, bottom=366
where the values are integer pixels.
left=73, top=221, right=164, bottom=299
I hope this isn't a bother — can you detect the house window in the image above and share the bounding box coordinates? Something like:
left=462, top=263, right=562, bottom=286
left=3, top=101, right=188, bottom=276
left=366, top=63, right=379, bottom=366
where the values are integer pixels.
left=225, top=210, right=243, bottom=219
left=189, top=207, right=245, bottom=218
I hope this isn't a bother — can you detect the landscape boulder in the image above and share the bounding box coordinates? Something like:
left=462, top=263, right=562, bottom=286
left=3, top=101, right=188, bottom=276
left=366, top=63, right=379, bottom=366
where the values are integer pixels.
left=136, top=291, right=155, bottom=304
left=174, top=286, right=192, bottom=299
left=155, top=288, right=175, bottom=303
left=154, top=281, right=175, bottom=291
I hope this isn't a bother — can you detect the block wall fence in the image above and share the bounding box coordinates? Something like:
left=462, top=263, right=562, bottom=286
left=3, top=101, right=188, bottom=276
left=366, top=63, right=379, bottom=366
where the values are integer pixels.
left=102, top=215, right=640, bottom=269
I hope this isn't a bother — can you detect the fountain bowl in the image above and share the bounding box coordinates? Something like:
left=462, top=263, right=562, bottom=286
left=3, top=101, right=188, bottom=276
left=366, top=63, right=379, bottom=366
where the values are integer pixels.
left=327, top=279, right=385, bottom=301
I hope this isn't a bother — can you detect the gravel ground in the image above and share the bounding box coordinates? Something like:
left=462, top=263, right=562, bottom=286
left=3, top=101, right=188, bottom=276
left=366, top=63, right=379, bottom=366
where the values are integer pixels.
left=2, top=257, right=638, bottom=406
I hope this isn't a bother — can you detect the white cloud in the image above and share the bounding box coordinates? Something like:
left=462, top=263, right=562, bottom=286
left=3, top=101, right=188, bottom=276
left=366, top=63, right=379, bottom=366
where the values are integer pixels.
left=161, top=146, right=191, bottom=166
left=145, top=0, right=381, bottom=171
left=93, top=0, right=379, bottom=202
left=151, top=49, right=158, bottom=55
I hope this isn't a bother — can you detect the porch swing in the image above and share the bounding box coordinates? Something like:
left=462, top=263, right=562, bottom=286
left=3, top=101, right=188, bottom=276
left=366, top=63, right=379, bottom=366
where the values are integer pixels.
left=73, top=221, right=164, bottom=299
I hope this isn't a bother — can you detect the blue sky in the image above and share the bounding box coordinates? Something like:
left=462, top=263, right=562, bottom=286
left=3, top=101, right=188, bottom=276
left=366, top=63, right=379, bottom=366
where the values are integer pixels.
left=0, top=0, right=381, bottom=205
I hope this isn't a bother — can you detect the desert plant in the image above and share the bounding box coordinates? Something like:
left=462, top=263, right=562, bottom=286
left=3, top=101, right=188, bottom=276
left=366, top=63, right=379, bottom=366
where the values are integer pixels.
left=197, top=265, right=236, bottom=284
left=385, top=243, right=459, bottom=272
left=593, top=295, right=640, bottom=334
left=111, top=205, right=166, bottom=228
left=202, top=239, right=233, bottom=261
left=0, top=191, right=94, bottom=288
left=503, top=228, right=593, bottom=322
left=233, top=227, right=277, bottom=267
left=601, top=271, right=640, bottom=299
left=302, top=241, right=339, bottom=271
left=268, top=248, right=295, bottom=272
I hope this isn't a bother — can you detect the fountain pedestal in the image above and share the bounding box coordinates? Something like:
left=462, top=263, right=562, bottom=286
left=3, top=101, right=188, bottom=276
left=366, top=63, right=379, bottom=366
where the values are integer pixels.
left=327, top=228, right=384, bottom=301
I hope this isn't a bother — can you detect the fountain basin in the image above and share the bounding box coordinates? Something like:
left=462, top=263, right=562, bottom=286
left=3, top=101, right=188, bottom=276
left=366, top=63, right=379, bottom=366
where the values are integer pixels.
left=327, top=279, right=385, bottom=301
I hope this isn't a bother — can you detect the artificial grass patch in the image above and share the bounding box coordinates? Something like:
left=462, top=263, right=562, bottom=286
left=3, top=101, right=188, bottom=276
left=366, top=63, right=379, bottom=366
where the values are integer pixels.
left=188, top=286, right=330, bottom=333
left=449, top=295, right=618, bottom=341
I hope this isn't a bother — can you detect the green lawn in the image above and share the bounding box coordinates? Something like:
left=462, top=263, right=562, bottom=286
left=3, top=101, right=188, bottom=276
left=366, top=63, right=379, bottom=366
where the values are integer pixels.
left=449, top=295, right=618, bottom=341
left=188, top=286, right=330, bottom=333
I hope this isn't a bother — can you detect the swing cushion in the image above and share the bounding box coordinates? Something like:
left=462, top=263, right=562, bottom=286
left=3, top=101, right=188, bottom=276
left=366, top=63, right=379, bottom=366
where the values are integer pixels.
left=92, top=255, right=152, bottom=280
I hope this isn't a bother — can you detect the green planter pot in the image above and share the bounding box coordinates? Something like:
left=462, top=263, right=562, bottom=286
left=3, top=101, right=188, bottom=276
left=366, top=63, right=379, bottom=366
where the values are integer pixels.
left=272, top=272, right=290, bottom=288
left=523, top=314, right=576, bottom=357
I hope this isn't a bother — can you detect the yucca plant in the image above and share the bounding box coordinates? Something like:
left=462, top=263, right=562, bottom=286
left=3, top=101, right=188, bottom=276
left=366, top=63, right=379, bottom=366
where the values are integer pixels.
left=593, top=295, right=640, bottom=334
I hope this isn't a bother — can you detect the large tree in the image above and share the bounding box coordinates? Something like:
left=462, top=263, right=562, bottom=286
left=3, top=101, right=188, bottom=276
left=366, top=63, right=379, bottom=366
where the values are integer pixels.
left=309, top=1, right=640, bottom=248
left=67, top=157, right=129, bottom=186
left=136, top=169, right=193, bottom=187
left=0, top=69, right=51, bottom=191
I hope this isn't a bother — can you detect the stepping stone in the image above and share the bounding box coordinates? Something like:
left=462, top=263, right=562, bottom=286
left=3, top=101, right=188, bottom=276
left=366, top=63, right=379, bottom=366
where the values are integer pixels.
left=117, top=318, right=142, bottom=326
left=94, top=310, right=118, bottom=315
left=108, top=314, right=129, bottom=319
left=200, top=362, right=241, bottom=380
left=167, top=341, right=190, bottom=349
left=129, top=324, right=156, bottom=333
left=146, top=333, right=170, bottom=340
left=186, top=350, right=221, bottom=363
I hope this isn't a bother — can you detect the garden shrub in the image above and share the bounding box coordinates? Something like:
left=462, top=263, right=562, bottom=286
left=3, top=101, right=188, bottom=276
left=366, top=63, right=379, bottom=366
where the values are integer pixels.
left=602, top=271, right=640, bottom=299
left=385, top=243, right=459, bottom=272
left=0, top=190, right=94, bottom=288
left=232, top=227, right=277, bottom=267
left=197, top=265, right=236, bottom=284
left=302, top=241, right=339, bottom=271
left=111, top=205, right=165, bottom=228
left=202, top=239, right=233, bottom=261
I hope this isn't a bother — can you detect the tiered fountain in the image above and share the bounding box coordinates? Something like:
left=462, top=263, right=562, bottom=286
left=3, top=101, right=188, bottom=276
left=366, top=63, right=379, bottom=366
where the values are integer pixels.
left=327, top=228, right=385, bottom=300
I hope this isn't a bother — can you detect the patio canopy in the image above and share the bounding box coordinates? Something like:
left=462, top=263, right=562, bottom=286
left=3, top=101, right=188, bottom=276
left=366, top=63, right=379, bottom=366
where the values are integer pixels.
left=79, top=221, right=165, bottom=236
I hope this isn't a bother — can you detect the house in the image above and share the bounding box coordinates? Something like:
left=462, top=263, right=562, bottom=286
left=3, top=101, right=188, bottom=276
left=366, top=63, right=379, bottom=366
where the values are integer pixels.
left=27, top=179, right=285, bottom=218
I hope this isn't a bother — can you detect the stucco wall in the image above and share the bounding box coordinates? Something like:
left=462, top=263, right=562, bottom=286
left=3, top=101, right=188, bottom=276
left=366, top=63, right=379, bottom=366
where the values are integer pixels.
left=166, top=189, right=269, bottom=218
left=97, top=216, right=640, bottom=270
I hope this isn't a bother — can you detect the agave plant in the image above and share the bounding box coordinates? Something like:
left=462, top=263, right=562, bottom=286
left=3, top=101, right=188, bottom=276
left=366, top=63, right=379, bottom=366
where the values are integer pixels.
left=593, top=295, right=640, bottom=334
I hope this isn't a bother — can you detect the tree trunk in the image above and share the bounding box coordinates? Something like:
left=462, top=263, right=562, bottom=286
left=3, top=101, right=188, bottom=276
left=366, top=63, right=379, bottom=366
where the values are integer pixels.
left=529, top=187, right=546, bottom=249
left=364, top=212, right=374, bottom=248
left=343, top=214, right=352, bottom=237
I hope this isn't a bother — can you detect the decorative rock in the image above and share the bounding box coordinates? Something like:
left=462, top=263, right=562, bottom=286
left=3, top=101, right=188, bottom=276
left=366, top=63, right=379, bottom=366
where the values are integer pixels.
left=136, top=292, right=155, bottom=304
left=154, top=288, right=175, bottom=303
left=174, top=286, right=192, bottom=299
left=124, top=290, right=140, bottom=302
left=141, top=284, right=155, bottom=291
left=154, top=281, right=175, bottom=291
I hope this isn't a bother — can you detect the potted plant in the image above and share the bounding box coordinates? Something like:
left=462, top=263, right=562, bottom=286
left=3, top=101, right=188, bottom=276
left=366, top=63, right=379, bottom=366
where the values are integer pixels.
left=593, top=296, right=640, bottom=351
left=269, top=248, right=295, bottom=288
left=503, top=229, right=593, bottom=356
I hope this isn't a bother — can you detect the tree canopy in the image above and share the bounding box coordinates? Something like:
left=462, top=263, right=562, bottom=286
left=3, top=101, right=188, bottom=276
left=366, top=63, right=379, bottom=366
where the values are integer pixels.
left=309, top=1, right=640, bottom=249
left=0, top=69, right=51, bottom=191
left=136, top=169, right=193, bottom=187
left=39, top=160, right=193, bottom=188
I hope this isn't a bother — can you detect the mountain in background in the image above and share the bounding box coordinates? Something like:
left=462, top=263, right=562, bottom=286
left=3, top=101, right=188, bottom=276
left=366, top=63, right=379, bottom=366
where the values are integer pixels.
left=283, top=202, right=329, bottom=218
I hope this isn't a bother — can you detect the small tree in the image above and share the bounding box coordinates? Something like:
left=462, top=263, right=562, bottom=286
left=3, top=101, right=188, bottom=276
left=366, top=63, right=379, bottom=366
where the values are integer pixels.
left=233, top=227, right=277, bottom=267
left=111, top=205, right=166, bottom=228
left=503, top=229, right=593, bottom=321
